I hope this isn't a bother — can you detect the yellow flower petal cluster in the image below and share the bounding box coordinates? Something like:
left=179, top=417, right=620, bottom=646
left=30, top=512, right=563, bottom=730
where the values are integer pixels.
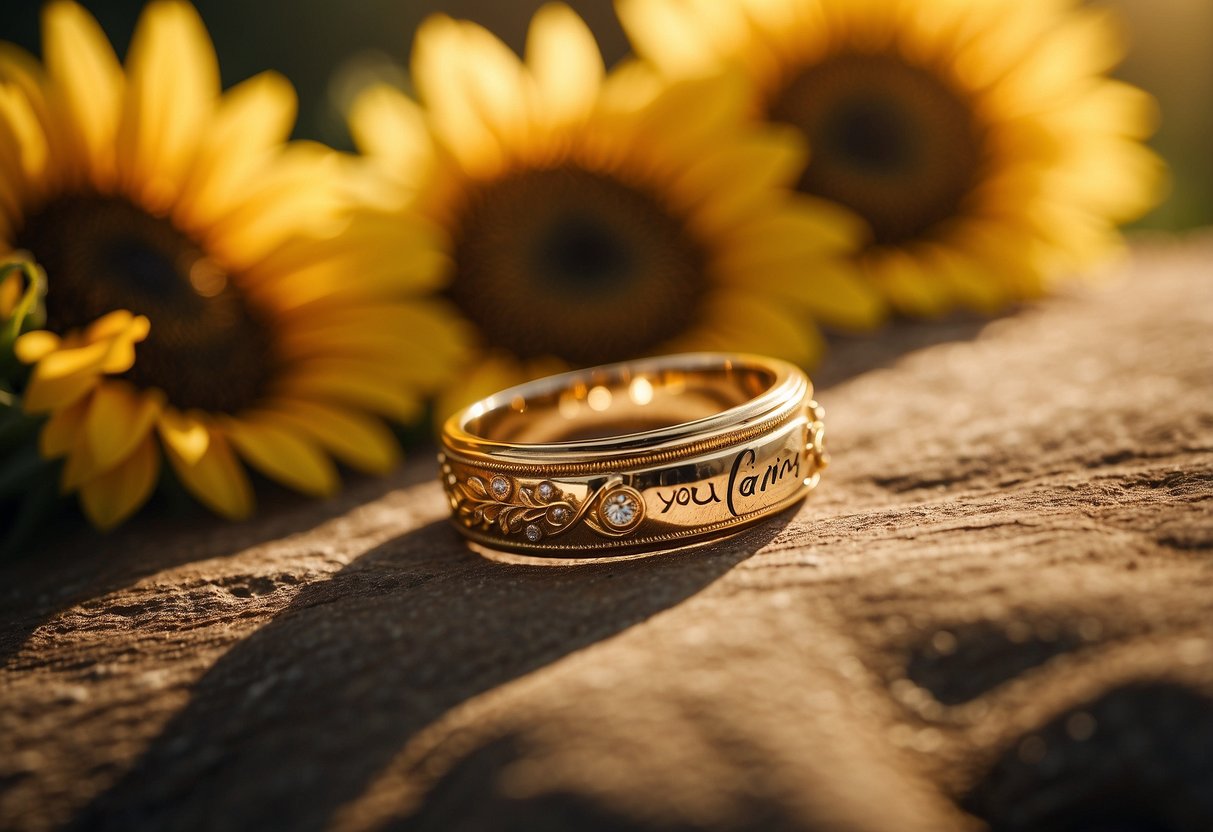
left=15, top=312, right=169, bottom=527
left=348, top=3, right=879, bottom=413
left=0, top=1, right=457, bottom=529
left=618, top=0, right=1166, bottom=314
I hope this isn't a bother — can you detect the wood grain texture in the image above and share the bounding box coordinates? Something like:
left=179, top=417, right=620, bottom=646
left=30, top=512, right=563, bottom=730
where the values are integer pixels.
left=2, top=238, right=1212, bottom=832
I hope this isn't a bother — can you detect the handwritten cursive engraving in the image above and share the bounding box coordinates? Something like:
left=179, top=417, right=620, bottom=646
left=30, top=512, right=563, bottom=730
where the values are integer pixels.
left=650, top=445, right=804, bottom=519
left=726, top=447, right=801, bottom=517
left=656, top=483, right=722, bottom=514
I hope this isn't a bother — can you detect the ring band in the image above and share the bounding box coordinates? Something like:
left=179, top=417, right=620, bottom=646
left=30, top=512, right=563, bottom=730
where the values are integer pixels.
left=438, top=352, right=828, bottom=556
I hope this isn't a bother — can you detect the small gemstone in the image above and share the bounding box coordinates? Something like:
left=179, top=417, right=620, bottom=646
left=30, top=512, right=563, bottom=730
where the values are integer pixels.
left=536, top=481, right=556, bottom=502
left=490, top=476, right=511, bottom=499
left=524, top=524, right=543, bottom=542
left=551, top=506, right=569, bottom=524
left=603, top=492, right=639, bottom=527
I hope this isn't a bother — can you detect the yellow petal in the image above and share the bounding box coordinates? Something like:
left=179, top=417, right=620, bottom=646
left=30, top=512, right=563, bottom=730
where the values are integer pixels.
left=115, top=0, right=220, bottom=209
left=42, top=0, right=123, bottom=186
left=994, top=7, right=1125, bottom=114
left=741, top=258, right=886, bottom=331
left=85, top=308, right=138, bottom=340
left=272, top=367, right=422, bottom=423
left=71, top=309, right=151, bottom=375
left=630, top=72, right=748, bottom=167
left=864, top=249, right=956, bottom=317
left=348, top=83, right=434, bottom=184
left=1043, top=79, right=1159, bottom=141
left=803, top=261, right=888, bottom=329
left=14, top=330, right=61, bottom=364
left=275, top=301, right=471, bottom=371
left=593, top=57, right=662, bottom=118
left=85, top=381, right=163, bottom=474
left=288, top=356, right=451, bottom=394
left=21, top=310, right=146, bottom=414
left=0, top=84, right=50, bottom=195
left=1050, top=139, right=1166, bottom=222
left=257, top=399, right=401, bottom=475
left=745, top=0, right=820, bottom=62
left=679, top=127, right=808, bottom=233
left=616, top=0, right=721, bottom=76
left=176, top=70, right=297, bottom=230
left=411, top=14, right=504, bottom=175
left=0, top=129, right=26, bottom=228
left=527, top=4, right=604, bottom=124
left=78, top=435, right=159, bottom=531
left=21, top=340, right=109, bottom=412
left=952, top=220, right=1050, bottom=298
left=39, top=395, right=88, bottom=458
left=158, top=407, right=210, bottom=465
left=731, top=197, right=866, bottom=257
left=98, top=314, right=150, bottom=373
left=163, top=426, right=253, bottom=520
left=223, top=417, right=338, bottom=497
left=954, top=0, right=1067, bottom=90
left=202, top=143, right=341, bottom=268
left=243, top=207, right=450, bottom=305
left=702, top=290, right=825, bottom=367
left=60, top=411, right=101, bottom=491
left=455, top=21, right=535, bottom=153
left=928, top=246, right=1011, bottom=314
left=0, top=43, right=75, bottom=189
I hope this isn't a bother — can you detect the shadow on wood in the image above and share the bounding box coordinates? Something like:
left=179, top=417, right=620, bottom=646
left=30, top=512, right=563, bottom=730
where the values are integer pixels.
left=0, top=463, right=437, bottom=668
left=64, top=516, right=789, bottom=831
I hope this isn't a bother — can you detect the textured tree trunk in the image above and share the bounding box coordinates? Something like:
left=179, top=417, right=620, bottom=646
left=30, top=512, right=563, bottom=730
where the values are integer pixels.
left=2, top=239, right=1211, bottom=832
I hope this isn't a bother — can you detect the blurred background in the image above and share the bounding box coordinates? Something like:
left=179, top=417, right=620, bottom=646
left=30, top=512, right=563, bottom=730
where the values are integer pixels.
left=1, top=0, right=1209, bottom=230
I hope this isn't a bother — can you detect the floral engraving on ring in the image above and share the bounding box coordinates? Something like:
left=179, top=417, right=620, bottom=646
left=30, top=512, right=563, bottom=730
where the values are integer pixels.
left=440, top=461, right=644, bottom=541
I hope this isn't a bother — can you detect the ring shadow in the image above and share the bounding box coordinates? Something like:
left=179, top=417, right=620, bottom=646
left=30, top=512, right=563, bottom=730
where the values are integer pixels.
left=64, top=512, right=792, bottom=831
left=814, top=313, right=1000, bottom=390
left=0, top=462, right=436, bottom=668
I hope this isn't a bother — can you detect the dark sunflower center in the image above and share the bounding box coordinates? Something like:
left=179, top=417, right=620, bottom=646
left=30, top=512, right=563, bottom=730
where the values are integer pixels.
left=447, top=166, right=706, bottom=366
left=768, top=53, right=984, bottom=246
left=14, top=194, right=272, bottom=412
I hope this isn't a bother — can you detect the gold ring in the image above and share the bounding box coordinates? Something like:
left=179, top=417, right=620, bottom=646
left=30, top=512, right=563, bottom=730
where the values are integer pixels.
left=438, top=353, right=828, bottom=556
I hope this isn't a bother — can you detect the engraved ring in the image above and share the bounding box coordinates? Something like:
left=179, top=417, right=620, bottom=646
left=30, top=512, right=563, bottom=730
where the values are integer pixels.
left=438, top=353, right=828, bottom=556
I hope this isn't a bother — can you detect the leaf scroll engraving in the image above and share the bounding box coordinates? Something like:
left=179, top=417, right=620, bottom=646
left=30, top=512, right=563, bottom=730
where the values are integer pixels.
left=440, top=462, right=645, bottom=543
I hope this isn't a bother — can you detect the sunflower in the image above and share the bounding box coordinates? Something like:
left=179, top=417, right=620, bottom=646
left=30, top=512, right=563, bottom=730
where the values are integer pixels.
left=618, top=0, right=1166, bottom=315
left=0, top=1, right=460, bottom=529
left=347, top=3, right=878, bottom=413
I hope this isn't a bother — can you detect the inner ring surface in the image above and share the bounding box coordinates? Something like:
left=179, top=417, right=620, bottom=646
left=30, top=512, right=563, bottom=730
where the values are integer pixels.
left=462, top=358, right=781, bottom=446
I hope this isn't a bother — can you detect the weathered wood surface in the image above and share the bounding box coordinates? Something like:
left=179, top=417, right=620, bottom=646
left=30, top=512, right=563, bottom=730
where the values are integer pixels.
left=2, top=238, right=1212, bottom=832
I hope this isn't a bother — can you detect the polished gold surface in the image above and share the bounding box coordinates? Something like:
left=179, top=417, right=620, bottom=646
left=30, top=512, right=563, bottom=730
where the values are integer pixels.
left=439, top=353, right=827, bottom=556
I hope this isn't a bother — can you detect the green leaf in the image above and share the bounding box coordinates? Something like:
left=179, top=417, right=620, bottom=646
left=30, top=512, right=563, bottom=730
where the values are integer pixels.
left=0, top=260, right=48, bottom=379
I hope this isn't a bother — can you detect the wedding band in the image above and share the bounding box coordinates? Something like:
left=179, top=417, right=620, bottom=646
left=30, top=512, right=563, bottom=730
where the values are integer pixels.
left=438, top=352, right=828, bottom=556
